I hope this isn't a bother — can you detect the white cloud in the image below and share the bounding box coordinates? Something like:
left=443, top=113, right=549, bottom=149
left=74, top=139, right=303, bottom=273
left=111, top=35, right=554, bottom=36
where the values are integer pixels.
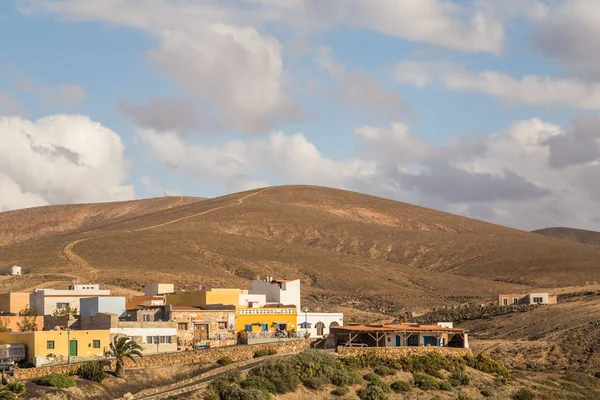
left=0, top=115, right=134, bottom=211
left=395, top=60, right=600, bottom=109
left=226, top=176, right=269, bottom=193
left=39, top=84, right=88, bottom=107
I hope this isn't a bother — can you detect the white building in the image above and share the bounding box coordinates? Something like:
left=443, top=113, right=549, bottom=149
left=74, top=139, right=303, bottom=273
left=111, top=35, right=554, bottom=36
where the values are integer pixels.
left=297, top=312, right=344, bottom=338
left=250, top=277, right=301, bottom=311
left=7, top=266, right=21, bottom=276
left=238, top=291, right=267, bottom=308
left=143, top=283, right=175, bottom=297
left=31, top=284, right=111, bottom=316
left=80, top=296, right=126, bottom=318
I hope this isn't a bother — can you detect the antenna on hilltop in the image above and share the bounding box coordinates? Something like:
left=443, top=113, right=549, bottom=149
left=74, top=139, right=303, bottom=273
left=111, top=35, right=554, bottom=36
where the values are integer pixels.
left=164, top=188, right=167, bottom=197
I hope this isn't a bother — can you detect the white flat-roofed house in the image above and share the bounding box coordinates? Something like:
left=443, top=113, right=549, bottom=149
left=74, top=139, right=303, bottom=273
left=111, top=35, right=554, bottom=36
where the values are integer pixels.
left=31, top=284, right=111, bottom=316
left=297, top=312, right=344, bottom=338
left=249, top=277, right=301, bottom=311
left=7, top=266, right=21, bottom=276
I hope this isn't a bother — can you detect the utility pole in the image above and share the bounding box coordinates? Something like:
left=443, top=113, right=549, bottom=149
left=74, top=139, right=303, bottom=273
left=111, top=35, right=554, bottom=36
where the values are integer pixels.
left=303, top=307, right=308, bottom=339
left=66, top=329, right=71, bottom=366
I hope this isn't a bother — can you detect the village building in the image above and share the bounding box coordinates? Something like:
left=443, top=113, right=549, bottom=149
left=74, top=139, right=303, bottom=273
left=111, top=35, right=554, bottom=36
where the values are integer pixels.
left=0, top=313, right=44, bottom=332
left=80, top=312, right=177, bottom=355
left=0, top=329, right=110, bottom=367
left=328, top=323, right=469, bottom=349
left=143, top=283, right=175, bottom=296
left=7, top=266, right=21, bottom=276
left=80, top=296, right=126, bottom=318
left=166, top=288, right=241, bottom=308
left=31, top=284, right=110, bottom=316
left=126, top=295, right=165, bottom=310
left=249, top=277, right=301, bottom=312
left=0, top=292, right=31, bottom=314
left=498, top=292, right=557, bottom=306
left=297, top=311, right=343, bottom=338
left=165, top=305, right=236, bottom=349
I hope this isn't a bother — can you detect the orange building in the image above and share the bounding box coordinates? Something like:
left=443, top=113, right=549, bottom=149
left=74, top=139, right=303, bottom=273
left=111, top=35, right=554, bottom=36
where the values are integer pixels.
left=0, top=315, right=44, bottom=332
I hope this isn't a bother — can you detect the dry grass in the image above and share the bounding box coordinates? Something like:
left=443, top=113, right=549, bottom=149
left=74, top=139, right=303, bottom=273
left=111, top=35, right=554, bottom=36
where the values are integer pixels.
left=534, top=227, right=600, bottom=246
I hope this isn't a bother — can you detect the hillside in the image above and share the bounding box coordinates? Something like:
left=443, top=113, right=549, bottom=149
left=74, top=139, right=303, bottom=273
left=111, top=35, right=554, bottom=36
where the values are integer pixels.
left=533, top=227, right=600, bottom=246
left=1, top=185, right=600, bottom=315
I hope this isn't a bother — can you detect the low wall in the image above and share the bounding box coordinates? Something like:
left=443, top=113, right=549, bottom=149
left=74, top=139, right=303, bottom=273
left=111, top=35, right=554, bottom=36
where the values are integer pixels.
left=337, top=346, right=472, bottom=357
left=14, top=339, right=309, bottom=380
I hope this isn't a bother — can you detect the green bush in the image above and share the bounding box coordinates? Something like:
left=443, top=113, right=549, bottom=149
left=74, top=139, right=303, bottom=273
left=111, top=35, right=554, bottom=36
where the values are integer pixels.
left=240, top=375, right=276, bottom=395
left=253, top=349, right=277, bottom=358
left=218, top=356, right=234, bottom=366
left=439, top=381, right=453, bottom=391
left=448, top=378, right=461, bottom=387
left=77, top=360, right=107, bottom=382
left=303, top=376, right=329, bottom=390
left=221, top=385, right=269, bottom=400
left=6, top=382, right=25, bottom=395
left=462, top=354, right=510, bottom=377
left=294, top=350, right=339, bottom=383
left=480, top=387, right=493, bottom=397
left=357, top=384, right=389, bottom=400
left=249, top=358, right=300, bottom=394
left=511, top=388, right=535, bottom=400
left=412, top=373, right=439, bottom=391
left=457, top=395, right=471, bottom=400
left=332, top=386, right=350, bottom=396
left=348, top=370, right=364, bottom=385
left=429, top=370, right=445, bottom=379
left=209, top=370, right=242, bottom=397
left=203, top=393, right=220, bottom=400
left=363, top=373, right=381, bottom=383
left=495, top=375, right=508, bottom=386
left=373, top=366, right=395, bottom=376
left=0, top=389, right=16, bottom=400
left=34, top=373, right=77, bottom=388
left=450, top=371, right=470, bottom=386
left=390, top=380, right=411, bottom=393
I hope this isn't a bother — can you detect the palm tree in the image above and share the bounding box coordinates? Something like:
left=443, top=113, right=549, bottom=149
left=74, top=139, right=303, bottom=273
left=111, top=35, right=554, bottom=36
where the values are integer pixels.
left=109, top=336, right=143, bottom=378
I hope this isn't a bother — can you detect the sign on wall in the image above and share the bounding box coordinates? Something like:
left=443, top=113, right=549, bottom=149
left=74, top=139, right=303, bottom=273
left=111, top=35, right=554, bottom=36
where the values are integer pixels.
left=228, top=313, right=235, bottom=332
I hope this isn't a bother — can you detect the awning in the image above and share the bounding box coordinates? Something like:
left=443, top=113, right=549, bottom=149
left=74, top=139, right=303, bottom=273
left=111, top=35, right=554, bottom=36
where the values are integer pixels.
left=273, top=322, right=288, bottom=325
left=299, top=322, right=312, bottom=328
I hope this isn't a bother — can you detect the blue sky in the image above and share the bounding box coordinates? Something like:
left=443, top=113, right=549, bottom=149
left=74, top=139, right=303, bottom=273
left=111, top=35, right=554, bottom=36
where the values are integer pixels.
left=1, top=0, right=600, bottom=231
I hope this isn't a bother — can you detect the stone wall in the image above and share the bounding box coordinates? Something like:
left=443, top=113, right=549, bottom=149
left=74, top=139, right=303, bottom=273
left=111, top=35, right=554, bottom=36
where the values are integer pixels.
left=14, top=339, right=309, bottom=380
left=337, top=346, right=472, bottom=358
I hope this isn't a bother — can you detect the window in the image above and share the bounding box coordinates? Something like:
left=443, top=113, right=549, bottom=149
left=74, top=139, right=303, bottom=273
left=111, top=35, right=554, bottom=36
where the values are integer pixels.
left=92, top=340, right=100, bottom=348
left=502, top=298, right=508, bottom=306
left=407, top=335, right=419, bottom=347
left=147, top=336, right=159, bottom=344
left=143, top=314, right=152, bottom=322
left=56, top=302, right=69, bottom=309
left=160, top=336, right=171, bottom=344
left=532, top=297, right=543, bottom=304
left=47, top=340, right=55, bottom=350
left=218, top=322, right=227, bottom=330
left=513, top=298, right=519, bottom=305
left=178, top=323, right=188, bottom=330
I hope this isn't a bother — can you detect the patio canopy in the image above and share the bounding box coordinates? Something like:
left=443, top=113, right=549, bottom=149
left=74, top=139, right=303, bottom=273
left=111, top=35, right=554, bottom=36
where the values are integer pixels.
left=299, top=322, right=312, bottom=328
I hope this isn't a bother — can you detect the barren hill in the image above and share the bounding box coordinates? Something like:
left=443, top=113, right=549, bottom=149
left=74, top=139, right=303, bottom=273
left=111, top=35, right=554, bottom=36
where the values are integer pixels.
left=1, top=185, right=600, bottom=315
left=533, top=227, right=600, bottom=246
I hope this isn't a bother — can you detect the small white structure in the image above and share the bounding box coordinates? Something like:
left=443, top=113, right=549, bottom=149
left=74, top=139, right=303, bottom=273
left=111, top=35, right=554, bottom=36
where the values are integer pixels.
left=297, top=312, right=344, bottom=338
left=250, top=277, right=301, bottom=311
left=143, top=283, right=175, bottom=297
left=7, top=266, right=21, bottom=276
left=31, top=284, right=111, bottom=316
left=238, top=292, right=267, bottom=308
left=81, top=296, right=126, bottom=318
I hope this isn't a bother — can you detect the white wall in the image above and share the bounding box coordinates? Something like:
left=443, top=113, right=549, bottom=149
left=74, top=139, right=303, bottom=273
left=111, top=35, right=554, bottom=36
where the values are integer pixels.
left=144, top=284, right=175, bottom=296
left=31, top=287, right=111, bottom=315
left=297, top=312, right=343, bottom=338
left=250, top=279, right=301, bottom=311
left=527, top=293, right=550, bottom=304
left=109, top=327, right=177, bottom=343
left=239, top=293, right=266, bottom=308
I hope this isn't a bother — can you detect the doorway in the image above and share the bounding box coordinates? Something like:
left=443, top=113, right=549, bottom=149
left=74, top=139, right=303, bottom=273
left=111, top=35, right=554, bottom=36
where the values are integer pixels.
left=194, top=324, right=209, bottom=340
left=315, top=322, right=325, bottom=336
left=69, top=340, right=78, bottom=356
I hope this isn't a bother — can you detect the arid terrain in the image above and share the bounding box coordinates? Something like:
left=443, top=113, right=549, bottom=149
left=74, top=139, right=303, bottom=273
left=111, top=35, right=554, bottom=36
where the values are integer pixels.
left=534, top=227, right=600, bottom=246
left=1, top=185, right=600, bottom=316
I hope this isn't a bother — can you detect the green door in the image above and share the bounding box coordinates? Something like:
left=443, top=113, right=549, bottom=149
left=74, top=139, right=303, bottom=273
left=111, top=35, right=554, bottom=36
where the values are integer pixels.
left=69, top=340, right=78, bottom=356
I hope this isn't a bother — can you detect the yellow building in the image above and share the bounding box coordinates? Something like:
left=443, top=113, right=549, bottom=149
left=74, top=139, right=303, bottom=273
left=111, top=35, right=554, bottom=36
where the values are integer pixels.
left=0, top=292, right=31, bottom=314
left=0, top=330, right=110, bottom=367
left=166, top=288, right=241, bottom=308
left=235, top=306, right=297, bottom=333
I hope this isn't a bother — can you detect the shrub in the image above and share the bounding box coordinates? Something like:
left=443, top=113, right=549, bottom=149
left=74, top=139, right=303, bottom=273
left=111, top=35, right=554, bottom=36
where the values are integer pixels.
left=203, top=393, right=220, bottom=400
left=363, top=373, right=381, bottom=383
left=348, top=371, right=364, bottom=385
left=511, top=388, right=535, bottom=400
left=390, top=380, right=411, bottom=393
left=221, top=385, right=269, bottom=400
left=77, top=360, right=106, bottom=382
left=463, top=354, right=510, bottom=377
left=448, top=378, right=461, bottom=387
left=0, top=389, right=16, bottom=400
left=218, top=356, right=234, bottom=366
left=6, top=382, right=25, bottom=396
left=368, top=379, right=390, bottom=394
left=294, top=350, right=338, bottom=384
left=253, top=349, right=277, bottom=358
left=330, top=368, right=356, bottom=387
left=450, top=371, right=470, bottom=386
left=429, top=370, right=445, bottom=379
left=480, top=387, right=493, bottom=397
left=412, top=373, right=439, bottom=391
left=240, top=375, right=276, bottom=395
left=357, top=384, right=389, bottom=400
left=440, top=381, right=453, bottom=391
left=495, top=375, right=508, bottom=386
left=34, top=373, right=77, bottom=388
left=210, top=370, right=242, bottom=397
left=457, top=395, right=471, bottom=400
left=373, top=366, right=395, bottom=376
left=332, top=386, right=350, bottom=397
left=249, top=358, right=299, bottom=394
left=303, top=376, right=328, bottom=390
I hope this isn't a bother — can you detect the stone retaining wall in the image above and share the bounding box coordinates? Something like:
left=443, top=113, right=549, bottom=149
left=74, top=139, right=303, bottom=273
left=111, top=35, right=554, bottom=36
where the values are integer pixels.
left=14, top=339, right=309, bottom=380
left=337, top=346, right=472, bottom=357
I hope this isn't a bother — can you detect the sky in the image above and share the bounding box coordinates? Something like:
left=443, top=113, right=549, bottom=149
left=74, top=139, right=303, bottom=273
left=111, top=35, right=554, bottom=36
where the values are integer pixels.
left=1, top=0, right=600, bottom=231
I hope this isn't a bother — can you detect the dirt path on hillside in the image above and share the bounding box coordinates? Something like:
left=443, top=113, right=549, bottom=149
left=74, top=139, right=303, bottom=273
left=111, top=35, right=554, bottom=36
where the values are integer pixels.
left=135, top=188, right=271, bottom=232
left=57, top=188, right=270, bottom=282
